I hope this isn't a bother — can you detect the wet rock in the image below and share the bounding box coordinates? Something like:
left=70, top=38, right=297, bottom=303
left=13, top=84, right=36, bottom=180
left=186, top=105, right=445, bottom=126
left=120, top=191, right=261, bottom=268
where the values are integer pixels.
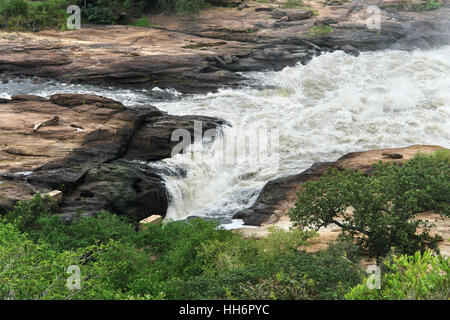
left=340, top=44, right=360, bottom=56
left=286, top=9, right=313, bottom=21
left=271, top=10, right=287, bottom=19
left=11, top=94, right=48, bottom=101
left=0, top=93, right=233, bottom=221
left=209, top=0, right=243, bottom=7
left=60, top=161, right=169, bottom=222
left=49, top=94, right=125, bottom=111
left=382, top=152, right=403, bottom=159
left=0, top=4, right=448, bottom=93
left=255, top=7, right=274, bottom=12
left=0, top=181, right=35, bottom=214
left=0, top=94, right=142, bottom=193
left=124, top=113, right=230, bottom=162
left=233, top=162, right=333, bottom=225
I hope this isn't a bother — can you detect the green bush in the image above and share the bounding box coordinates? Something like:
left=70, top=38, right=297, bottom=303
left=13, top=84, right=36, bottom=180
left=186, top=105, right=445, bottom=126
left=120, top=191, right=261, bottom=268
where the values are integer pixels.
left=84, top=0, right=119, bottom=24
left=0, top=220, right=147, bottom=299
left=288, top=151, right=449, bottom=261
left=130, top=16, right=153, bottom=27
left=309, top=25, right=333, bottom=37
left=0, top=194, right=364, bottom=300
left=346, top=250, right=449, bottom=300
left=0, top=0, right=70, bottom=30
left=237, top=271, right=316, bottom=300
left=28, top=211, right=137, bottom=251
left=157, top=0, right=209, bottom=15
left=5, top=194, right=58, bottom=233
left=5, top=172, right=445, bottom=300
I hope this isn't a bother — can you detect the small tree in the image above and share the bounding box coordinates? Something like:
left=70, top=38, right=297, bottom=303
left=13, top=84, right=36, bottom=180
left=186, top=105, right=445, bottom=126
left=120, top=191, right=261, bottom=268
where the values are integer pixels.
left=288, top=152, right=449, bottom=262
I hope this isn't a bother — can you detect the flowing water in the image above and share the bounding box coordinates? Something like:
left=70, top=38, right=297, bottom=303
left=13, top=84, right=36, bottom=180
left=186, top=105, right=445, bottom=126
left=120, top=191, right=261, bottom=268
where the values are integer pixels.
left=1, top=47, right=449, bottom=225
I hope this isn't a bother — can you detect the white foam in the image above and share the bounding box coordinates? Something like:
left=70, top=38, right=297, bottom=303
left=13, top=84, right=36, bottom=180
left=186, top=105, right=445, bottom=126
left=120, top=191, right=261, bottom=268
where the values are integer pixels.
left=152, top=47, right=450, bottom=221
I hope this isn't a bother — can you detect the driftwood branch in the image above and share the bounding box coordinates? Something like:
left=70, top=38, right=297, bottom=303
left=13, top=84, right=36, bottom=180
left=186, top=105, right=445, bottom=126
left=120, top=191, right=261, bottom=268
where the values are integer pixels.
left=33, top=115, right=59, bottom=133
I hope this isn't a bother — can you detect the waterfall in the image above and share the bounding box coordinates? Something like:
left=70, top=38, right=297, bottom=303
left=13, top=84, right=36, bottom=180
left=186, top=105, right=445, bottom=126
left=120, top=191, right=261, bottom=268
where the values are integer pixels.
left=2, top=46, right=449, bottom=225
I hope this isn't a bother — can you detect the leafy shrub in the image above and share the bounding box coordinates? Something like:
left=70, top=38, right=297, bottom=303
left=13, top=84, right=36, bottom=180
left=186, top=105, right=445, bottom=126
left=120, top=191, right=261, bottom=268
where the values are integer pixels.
left=157, top=0, right=208, bottom=15
left=309, top=25, right=333, bottom=37
left=288, top=151, right=449, bottom=260
left=346, top=250, right=449, bottom=300
left=0, top=0, right=70, bottom=30
left=277, top=241, right=363, bottom=299
left=282, top=0, right=304, bottom=9
left=199, top=227, right=314, bottom=278
left=5, top=194, right=58, bottom=233
left=28, top=211, right=137, bottom=251
left=0, top=220, right=147, bottom=299
left=130, top=17, right=153, bottom=27
left=238, top=271, right=316, bottom=300
left=0, top=0, right=28, bottom=16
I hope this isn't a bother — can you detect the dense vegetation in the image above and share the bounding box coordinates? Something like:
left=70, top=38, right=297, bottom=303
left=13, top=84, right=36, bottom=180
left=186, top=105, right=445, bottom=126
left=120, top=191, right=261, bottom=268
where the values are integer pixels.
left=0, top=196, right=364, bottom=299
left=0, top=150, right=448, bottom=300
left=346, top=250, right=449, bottom=300
left=0, top=0, right=236, bottom=30
left=289, top=150, right=449, bottom=261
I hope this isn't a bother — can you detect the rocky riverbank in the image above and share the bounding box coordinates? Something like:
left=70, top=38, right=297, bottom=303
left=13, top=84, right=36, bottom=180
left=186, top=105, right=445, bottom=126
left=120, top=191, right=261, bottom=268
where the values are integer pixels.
left=1, top=0, right=449, bottom=93
left=0, top=94, right=226, bottom=222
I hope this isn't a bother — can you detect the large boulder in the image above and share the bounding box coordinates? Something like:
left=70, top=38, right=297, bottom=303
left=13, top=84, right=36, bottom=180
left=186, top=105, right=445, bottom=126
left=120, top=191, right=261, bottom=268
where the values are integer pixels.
left=0, top=181, right=35, bottom=214
left=0, top=93, right=227, bottom=221
left=233, top=162, right=332, bottom=226
left=0, top=94, right=144, bottom=194
left=59, top=161, right=168, bottom=223
left=285, top=9, right=313, bottom=21
left=124, top=112, right=229, bottom=161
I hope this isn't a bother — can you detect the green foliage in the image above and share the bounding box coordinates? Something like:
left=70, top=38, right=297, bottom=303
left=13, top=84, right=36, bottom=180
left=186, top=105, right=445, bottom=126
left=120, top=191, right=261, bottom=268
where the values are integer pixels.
left=129, top=16, right=157, bottom=27
left=157, top=0, right=209, bottom=15
left=79, top=0, right=147, bottom=24
left=288, top=151, right=449, bottom=260
left=238, top=271, right=316, bottom=300
left=309, top=25, right=333, bottom=38
left=0, top=0, right=70, bottom=30
left=346, top=250, right=449, bottom=300
left=0, top=220, right=144, bottom=299
left=29, top=211, right=136, bottom=251
left=4, top=194, right=137, bottom=251
left=5, top=194, right=58, bottom=233
left=282, top=0, right=304, bottom=9
left=406, top=0, right=443, bottom=11
left=84, top=0, right=120, bottom=24
left=277, top=241, right=363, bottom=299
left=0, top=0, right=27, bottom=16
left=4, top=159, right=446, bottom=301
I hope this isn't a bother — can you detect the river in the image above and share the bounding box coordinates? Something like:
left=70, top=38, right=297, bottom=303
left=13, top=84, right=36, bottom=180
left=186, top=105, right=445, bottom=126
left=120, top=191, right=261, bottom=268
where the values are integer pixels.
left=1, top=47, right=449, bottom=225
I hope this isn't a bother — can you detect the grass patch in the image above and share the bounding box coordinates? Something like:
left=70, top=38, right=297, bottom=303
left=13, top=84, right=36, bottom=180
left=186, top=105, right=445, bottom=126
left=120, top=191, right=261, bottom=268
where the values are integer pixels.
left=129, top=17, right=157, bottom=28
left=308, top=25, right=333, bottom=37
left=385, top=0, right=443, bottom=11
left=282, top=0, right=304, bottom=9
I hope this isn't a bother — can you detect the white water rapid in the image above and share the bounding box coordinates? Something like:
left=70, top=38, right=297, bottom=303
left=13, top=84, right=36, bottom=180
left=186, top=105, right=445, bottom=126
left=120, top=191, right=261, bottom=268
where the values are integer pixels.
left=2, top=47, right=449, bottom=225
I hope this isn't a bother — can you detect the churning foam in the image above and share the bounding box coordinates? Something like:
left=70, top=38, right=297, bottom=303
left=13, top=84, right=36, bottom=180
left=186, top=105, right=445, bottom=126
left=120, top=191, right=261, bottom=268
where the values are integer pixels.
left=152, top=47, right=450, bottom=221
left=1, top=47, right=449, bottom=222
